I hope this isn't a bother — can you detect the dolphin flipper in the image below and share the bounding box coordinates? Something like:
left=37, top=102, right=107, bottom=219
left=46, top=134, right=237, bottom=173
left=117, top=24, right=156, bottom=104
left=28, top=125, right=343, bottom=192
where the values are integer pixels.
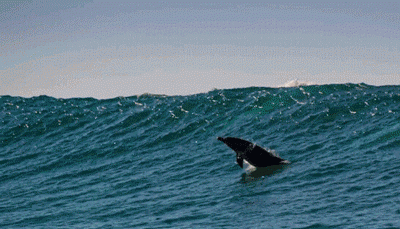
left=236, top=156, right=243, bottom=168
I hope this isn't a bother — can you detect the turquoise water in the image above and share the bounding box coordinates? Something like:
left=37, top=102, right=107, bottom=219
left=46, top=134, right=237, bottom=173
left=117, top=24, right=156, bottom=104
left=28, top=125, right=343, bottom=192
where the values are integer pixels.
left=1, top=84, right=400, bottom=228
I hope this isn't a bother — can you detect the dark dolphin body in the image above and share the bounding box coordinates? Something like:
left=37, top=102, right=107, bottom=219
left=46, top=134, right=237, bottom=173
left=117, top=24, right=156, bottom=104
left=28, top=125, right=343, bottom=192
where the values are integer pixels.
left=217, top=137, right=289, bottom=168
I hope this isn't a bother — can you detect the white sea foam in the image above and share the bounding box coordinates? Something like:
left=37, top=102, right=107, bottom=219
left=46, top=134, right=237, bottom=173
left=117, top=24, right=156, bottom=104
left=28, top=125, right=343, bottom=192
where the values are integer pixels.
left=281, top=79, right=314, bottom=87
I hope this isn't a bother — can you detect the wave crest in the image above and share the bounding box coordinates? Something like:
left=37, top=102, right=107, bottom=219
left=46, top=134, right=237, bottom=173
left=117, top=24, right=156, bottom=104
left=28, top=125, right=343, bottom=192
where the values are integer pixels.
left=281, top=79, right=314, bottom=87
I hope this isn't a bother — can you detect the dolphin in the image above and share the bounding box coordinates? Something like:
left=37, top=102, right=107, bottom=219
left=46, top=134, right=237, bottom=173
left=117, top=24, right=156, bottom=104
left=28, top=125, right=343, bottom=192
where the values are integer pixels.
left=217, top=137, right=289, bottom=169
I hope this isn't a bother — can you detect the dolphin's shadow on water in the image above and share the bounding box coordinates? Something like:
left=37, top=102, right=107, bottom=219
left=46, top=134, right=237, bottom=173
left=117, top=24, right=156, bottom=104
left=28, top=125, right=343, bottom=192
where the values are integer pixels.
left=240, top=164, right=290, bottom=183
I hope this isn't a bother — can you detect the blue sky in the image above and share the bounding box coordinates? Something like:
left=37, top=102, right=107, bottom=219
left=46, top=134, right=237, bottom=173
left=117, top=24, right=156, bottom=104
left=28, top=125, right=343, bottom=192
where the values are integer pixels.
left=1, top=1, right=399, bottom=98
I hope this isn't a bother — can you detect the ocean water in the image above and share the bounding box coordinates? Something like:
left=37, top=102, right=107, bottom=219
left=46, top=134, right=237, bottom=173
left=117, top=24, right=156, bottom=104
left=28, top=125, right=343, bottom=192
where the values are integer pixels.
left=1, top=83, right=400, bottom=229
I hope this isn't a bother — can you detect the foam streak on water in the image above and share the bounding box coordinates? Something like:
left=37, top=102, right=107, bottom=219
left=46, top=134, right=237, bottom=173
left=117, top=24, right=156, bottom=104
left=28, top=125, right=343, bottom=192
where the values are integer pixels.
left=1, top=84, right=400, bottom=228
